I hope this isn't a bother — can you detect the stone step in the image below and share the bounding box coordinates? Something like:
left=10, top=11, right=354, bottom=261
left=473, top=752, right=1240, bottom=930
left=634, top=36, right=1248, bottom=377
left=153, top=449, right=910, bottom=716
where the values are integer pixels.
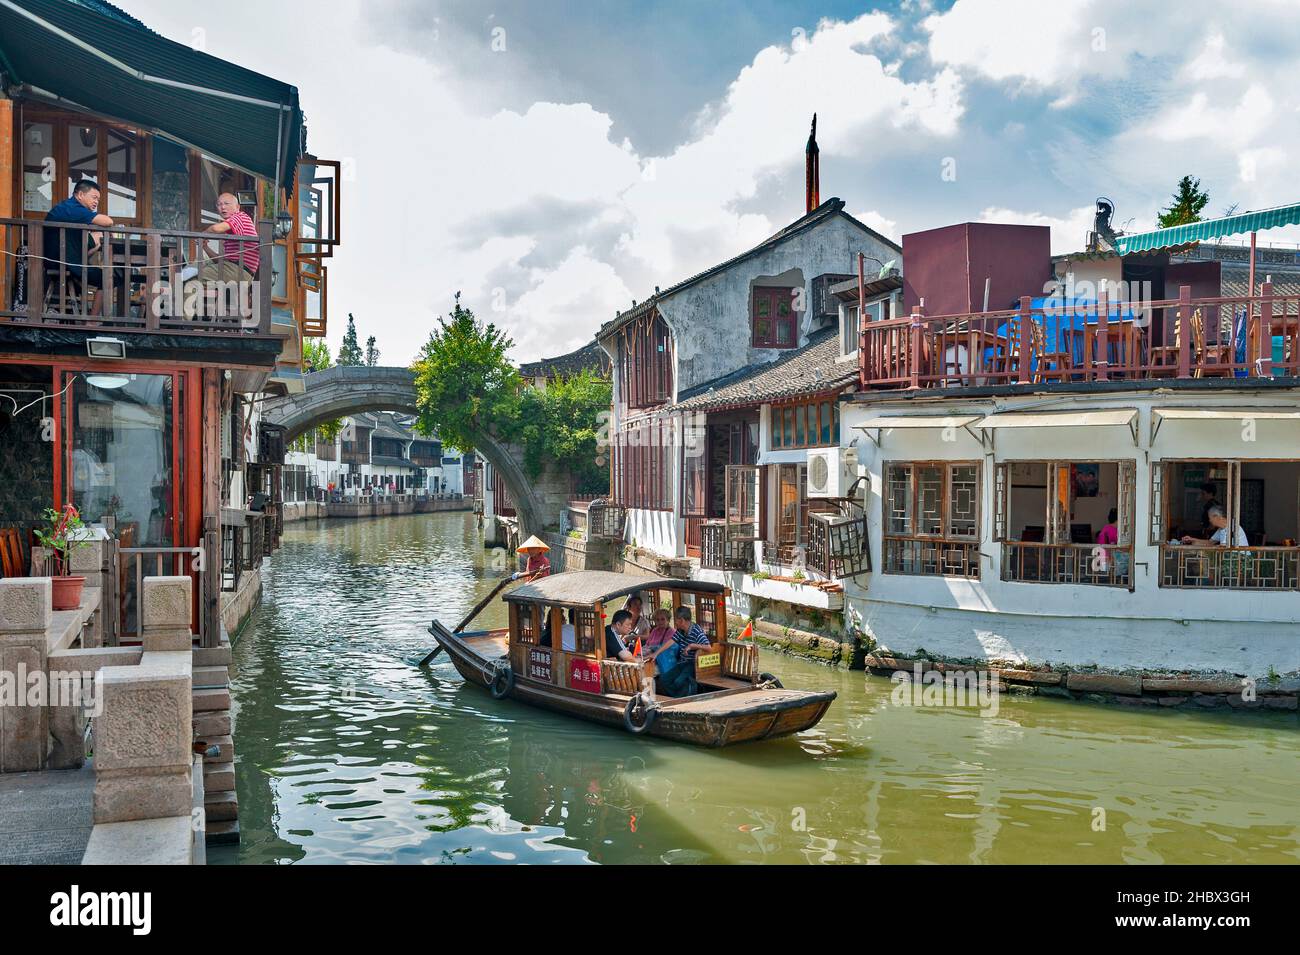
left=205, top=819, right=240, bottom=846
left=193, top=665, right=230, bottom=689
left=204, top=788, right=239, bottom=822
left=203, top=761, right=234, bottom=793
left=192, top=687, right=231, bottom=712
left=192, top=644, right=233, bottom=668
left=192, top=710, right=231, bottom=738
left=196, top=734, right=234, bottom=764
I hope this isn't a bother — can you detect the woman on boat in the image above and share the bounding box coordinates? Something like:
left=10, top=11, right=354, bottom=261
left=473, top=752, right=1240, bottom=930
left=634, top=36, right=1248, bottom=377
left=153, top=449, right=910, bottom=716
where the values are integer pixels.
left=625, top=593, right=650, bottom=637
left=515, top=535, right=551, bottom=579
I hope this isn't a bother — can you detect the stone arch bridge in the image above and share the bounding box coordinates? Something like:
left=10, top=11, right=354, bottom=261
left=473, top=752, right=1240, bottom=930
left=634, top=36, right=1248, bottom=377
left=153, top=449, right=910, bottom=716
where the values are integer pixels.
left=260, top=365, right=566, bottom=534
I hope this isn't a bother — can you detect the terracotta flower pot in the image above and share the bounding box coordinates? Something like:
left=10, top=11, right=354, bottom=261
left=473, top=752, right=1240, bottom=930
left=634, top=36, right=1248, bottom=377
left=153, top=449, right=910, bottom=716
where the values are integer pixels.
left=51, top=575, right=86, bottom=611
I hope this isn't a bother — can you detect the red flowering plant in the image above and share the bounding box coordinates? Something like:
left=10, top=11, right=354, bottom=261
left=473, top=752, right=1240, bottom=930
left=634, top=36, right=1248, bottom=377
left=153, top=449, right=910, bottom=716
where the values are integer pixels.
left=34, top=504, right=92, bottom=576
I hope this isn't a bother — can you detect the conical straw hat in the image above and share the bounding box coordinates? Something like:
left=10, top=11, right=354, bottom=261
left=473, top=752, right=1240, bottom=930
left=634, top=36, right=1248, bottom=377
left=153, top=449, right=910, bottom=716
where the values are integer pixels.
left=517, top=534, right=550, bottom=553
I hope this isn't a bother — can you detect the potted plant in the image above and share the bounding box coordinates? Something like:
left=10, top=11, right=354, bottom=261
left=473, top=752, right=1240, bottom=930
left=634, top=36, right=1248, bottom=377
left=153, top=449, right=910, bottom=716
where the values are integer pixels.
left=34, top=504, right=92, bottom=610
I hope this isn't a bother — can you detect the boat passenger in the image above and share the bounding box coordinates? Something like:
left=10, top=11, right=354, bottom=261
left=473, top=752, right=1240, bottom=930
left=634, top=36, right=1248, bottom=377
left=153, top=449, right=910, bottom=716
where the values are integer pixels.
left=1180, top=505, right=1248, bottom=547
left=642, top=608, right=675, bottom=653
left=604, top=609, right=637, bottom=662
left=625, top=593, right=650, bottom=637
left=653, top=607, right=713, bottom=698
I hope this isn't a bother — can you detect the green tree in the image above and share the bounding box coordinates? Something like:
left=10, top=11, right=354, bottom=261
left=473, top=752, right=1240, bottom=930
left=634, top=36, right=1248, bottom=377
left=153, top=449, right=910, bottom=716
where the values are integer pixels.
left=517, top=370, right=611, bottom=495
left=337, top=313, right=363, bottom=366
left=365, top=335, right=380, bottom=367
left=301, top=339, right=343, bottom=442
left=1157, top=176, right=1210, bottom=229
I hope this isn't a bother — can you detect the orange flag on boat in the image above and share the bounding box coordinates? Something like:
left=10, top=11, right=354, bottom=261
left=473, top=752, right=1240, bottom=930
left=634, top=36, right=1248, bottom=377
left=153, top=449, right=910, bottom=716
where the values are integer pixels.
left=633, top=637, right=642, bottom=658
left=739, top=620, right=753, bottom=642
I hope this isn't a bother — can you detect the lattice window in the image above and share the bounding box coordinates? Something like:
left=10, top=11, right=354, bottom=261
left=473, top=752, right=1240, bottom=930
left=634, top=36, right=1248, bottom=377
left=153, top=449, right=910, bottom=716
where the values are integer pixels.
left=918, top=464, right=944, bottom=536
left=1149, top=461, right=1166, bottom=545
left=948, top=464, right=980, bottom=539
left=885, top=463, right=913, bottom=535
left=993, top=463, right=1009, bottom=541
left=574, top=609, right=598, bottom=655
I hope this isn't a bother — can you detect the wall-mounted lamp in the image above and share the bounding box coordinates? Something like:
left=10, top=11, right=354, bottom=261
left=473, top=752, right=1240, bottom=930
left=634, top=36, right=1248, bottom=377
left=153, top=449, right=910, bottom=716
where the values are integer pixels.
left=274, top=211, right=294, bottom=239
left=86, top=336, right=126, bottom=360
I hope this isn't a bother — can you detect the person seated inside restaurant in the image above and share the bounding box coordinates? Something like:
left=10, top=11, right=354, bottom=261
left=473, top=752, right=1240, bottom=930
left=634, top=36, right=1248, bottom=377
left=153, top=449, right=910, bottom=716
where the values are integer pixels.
left=43, top=179, right=116, bottom=315
left=604, top=609, right=637, bottom=662
left=652, top=607, right=714, bottom=698
left=1096, top=508, right=1129, bottom=576
left=1197, top=483, right=1221, bottom=538
left=1181, top=505, right=1248, bottom=548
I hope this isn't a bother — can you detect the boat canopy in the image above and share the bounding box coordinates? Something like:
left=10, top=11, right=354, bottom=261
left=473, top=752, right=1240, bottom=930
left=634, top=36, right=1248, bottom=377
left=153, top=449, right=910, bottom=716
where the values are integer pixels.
left=502, top=571, right=725, bottom=608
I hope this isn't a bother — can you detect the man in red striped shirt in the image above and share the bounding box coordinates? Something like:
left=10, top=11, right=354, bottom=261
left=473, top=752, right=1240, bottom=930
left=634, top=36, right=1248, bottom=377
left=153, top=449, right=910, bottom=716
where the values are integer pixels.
left=198, top=192, right=260, bottom=281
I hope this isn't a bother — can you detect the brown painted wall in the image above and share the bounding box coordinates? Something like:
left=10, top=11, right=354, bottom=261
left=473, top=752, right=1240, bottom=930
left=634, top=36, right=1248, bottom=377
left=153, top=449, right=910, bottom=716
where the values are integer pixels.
left=902, top=222, right=1053, bottom=316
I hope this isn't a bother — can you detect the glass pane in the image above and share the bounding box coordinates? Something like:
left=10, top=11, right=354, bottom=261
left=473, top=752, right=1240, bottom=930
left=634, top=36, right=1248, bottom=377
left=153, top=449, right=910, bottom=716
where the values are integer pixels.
left=271, top=243, right=288, bottom=298
left=70, top=373, right=174, bottom=546
left=105, top=128, right=139, bottom=219
left=67, top=124, right=98, bottom=197
left=22, top=122, right=55, bottom=213
left=795, top=404, right=806, bottom=446
left=918, top=465, right=944, bottom=536
left=949, top=465, right=979, bottom=538
left=783, top=408, right=794, bottom=446
left=820, top=402, right=832, bottom=445
left=886, top=465, right=912, bottom=535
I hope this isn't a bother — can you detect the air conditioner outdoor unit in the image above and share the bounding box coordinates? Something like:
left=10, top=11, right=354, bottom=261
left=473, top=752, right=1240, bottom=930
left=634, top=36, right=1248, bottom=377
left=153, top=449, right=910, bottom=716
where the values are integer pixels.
left=806, top=446, right=858, bottom=498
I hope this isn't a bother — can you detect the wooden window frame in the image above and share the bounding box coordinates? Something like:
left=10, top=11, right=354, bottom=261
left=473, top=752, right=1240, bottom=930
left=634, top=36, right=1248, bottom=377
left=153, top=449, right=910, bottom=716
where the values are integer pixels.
left=751, top=286, right=798, bottom=349
left=770, top=395, right=841, bottom=451
left=617, top=310, right=673, bottom=411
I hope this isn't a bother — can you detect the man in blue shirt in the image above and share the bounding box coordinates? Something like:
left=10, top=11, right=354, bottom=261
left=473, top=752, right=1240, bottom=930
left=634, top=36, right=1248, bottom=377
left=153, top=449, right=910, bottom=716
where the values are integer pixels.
left=653, top=607, right=714, bottom=698
left=43, top=180, right=116, bottom=315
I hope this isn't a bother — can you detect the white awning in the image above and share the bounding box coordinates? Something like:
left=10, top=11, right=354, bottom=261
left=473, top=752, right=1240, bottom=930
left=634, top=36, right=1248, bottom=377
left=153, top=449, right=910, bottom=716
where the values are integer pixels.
left=975, top=408, right=1139, bottom=445
left=1150, top=407, right=1300, bottom=442
left=758, top=448, right=808, bottom=466
left=853, top=414, right=982, bottom=446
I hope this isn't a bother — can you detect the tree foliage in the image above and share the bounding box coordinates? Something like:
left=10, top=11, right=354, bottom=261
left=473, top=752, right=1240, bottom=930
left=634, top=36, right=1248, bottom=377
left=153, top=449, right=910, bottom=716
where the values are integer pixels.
left=1157, top=176, right=1210, bottom=229
left=301, top=339, right=342, bottom=442
left=365, top=335, right=380, bottom=367
left=517, top=370, right=611, bottom=492
left=411, top=295, right=610, bottom=491
left=412, top=294, right=521, bottom=453
left=337, top=313, right=364, bottom=366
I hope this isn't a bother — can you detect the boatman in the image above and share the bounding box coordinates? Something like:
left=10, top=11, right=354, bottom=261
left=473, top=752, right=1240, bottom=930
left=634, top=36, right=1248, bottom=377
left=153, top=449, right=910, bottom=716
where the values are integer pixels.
left=515, top=534, right=551, bottom=578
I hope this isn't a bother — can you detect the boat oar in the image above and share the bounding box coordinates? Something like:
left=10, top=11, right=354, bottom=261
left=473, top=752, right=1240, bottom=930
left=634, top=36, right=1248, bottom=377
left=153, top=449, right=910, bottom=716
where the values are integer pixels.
left=418, top=573, right=523, bottom=667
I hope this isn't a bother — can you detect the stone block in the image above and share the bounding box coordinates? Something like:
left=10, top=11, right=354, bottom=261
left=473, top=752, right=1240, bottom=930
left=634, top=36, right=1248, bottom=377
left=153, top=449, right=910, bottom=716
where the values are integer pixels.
left=1066, top=672, right=1142, bottom=695
left=82, top=814, right=194, bottom=865
left=0, top=577, right=52, bottom=636
left=202, top=762, right=234, bottom=792
left=94, top=767, right=193, bottom=825
left=143, top=626, right=192, bottom=652
left=192, top=687, right=231, bottom=712
left=94, top=667, right=192, bottom=773
left=192, top=711, right=231, bottom=737
left=140, top=576, right=192, bottom=632
left=0, top=643, right=50, bottom=771
left=1141, top=676, right=1244, bottom=694
left=996, top=668, right=1063, bottom=685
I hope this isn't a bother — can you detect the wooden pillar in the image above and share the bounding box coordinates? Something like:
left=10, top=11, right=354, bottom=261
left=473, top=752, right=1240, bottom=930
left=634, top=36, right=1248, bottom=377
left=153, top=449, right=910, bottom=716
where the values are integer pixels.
left=201, top=368, right=222, bottom=647
left=908, top=305, right=924, bottom=390
left=1259, top=281, right=1274, bottom=377
left=1095, top=286, right=1110, bottom=381
left=1176, top=285, right=1192, bottom=379
left=1017, top=296, right=1032, bottom=383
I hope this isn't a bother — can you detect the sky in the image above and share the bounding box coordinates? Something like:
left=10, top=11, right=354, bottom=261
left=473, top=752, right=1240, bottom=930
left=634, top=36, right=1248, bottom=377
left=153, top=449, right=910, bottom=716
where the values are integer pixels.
left=119, top=0, right=1300, bottom=366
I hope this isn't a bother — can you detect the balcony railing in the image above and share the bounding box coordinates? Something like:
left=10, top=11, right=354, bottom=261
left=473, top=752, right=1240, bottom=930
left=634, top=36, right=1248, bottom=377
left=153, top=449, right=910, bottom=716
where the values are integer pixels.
left=882, top=535, right=980, bottom=577
left=700, top=520, right=755, bottom=572
left=1159, top=544, right=1299, bottom=590
left=860, top=285, right=1300, bottom=390
left=2, top=217, right=274, bottom=336
left=1003, top=541, right=1133, bottom=589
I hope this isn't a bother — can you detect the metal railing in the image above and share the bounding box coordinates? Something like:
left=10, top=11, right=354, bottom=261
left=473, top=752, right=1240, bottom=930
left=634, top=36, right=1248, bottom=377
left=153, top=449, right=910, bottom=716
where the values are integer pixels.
left=1002, top=541, right=1133, bottom=589
left=1159, top=544, right=1299, bottom=590
left=2, top=216, right=273, bottom=335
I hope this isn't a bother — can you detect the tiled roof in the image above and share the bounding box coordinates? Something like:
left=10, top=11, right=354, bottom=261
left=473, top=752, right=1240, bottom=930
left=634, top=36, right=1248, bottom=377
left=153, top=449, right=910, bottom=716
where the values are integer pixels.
left=519, top=338, right=610, bottom=379
left=1220, top=267, right=1300, bottom=314
left=598, top=198, right=900, bottom=340
left=658, top=328, right=854, bottom=415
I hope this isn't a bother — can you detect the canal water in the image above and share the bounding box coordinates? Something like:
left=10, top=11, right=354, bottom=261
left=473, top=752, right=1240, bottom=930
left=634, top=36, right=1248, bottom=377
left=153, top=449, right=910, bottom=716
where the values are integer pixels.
left=211, top=512, right=1299, bottom=865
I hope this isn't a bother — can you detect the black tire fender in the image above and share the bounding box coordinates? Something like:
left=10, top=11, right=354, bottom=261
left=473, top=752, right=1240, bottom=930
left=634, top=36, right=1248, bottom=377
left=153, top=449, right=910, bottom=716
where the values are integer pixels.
left=488, top=661, right=515, bottom=699
left=757, top=671, right=784, bottom=689
left=623, top=693, right=658, bottom=734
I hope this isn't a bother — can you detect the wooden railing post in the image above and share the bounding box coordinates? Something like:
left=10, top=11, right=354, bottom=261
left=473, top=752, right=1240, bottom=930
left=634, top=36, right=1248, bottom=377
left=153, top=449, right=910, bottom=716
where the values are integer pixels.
left=1095, top=286, right=1110, bottom=381
left=1177, top=285, right=1192, bottom=379
left=27, top=222, right=44, bottom=320
left=1018, top=296, right=1032, bottom=383
left=1259, top=280, right=1274, bottom=377
left=257, top=220, right=273, bottom=334
left=908, top=304, right=924, bottom=390
left=144, top=232, right=162, bottom=330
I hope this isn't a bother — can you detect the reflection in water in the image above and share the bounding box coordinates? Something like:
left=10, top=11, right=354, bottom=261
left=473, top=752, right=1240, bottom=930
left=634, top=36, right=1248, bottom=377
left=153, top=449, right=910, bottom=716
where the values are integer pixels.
left=212, top=512, right=1300, bottom=865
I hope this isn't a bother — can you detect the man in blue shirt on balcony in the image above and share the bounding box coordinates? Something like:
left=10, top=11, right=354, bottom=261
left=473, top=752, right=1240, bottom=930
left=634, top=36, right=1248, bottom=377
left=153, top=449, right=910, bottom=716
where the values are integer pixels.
left=43, top=180, right=116, bottom=315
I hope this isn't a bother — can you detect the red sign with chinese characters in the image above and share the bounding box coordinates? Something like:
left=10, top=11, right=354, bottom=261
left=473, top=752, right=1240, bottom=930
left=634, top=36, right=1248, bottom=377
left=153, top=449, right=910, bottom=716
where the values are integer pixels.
left=527, top=647, right=553, bottom=683
left=567, top=657, right=602, bottom=694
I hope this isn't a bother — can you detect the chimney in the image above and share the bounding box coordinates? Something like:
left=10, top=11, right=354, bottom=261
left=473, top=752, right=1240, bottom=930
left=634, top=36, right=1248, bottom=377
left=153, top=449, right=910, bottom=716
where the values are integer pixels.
left=805, top=113, right=820, bottom=214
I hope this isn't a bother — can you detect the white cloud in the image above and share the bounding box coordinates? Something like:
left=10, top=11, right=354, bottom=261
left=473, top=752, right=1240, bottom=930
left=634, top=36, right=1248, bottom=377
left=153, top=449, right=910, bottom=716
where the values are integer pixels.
left=1183, top=30, right=1246, bottom=81
left=924, top=0, right=1095, bottom=87
left=979, top=206, right=1098, bottom=255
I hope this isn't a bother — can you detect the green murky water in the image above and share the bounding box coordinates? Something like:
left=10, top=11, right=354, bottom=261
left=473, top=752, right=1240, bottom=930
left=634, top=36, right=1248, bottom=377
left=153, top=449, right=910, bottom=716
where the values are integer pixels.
left=210, top=512, right=1299, bottom=865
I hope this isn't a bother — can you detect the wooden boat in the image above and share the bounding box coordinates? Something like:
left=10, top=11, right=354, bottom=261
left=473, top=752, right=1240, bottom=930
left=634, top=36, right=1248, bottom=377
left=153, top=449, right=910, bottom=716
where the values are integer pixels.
left=428, top=570, right=836, bottom=747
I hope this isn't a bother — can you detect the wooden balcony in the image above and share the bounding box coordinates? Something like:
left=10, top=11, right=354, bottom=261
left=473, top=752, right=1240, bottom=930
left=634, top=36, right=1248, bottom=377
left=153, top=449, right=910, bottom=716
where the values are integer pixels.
left=860, top=285, right=1300, bottom=391
left=1, top=217, right=274, bottom=337
left=882, top=535, right=980, bottom=578
left=1003, top=541, right=1133, bottom=590
left=1159, top=544, right=1298, bottom=590
left=700, top=520, right=755, bottom=572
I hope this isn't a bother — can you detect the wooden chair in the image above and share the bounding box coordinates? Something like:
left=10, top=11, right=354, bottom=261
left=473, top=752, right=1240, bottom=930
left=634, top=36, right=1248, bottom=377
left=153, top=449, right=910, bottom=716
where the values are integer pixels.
left=1191, top=308, right=1233, bottom=377
left=0, top=527, right=25, bottom=578
left=1029, top=319, right=1071, bottom=381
